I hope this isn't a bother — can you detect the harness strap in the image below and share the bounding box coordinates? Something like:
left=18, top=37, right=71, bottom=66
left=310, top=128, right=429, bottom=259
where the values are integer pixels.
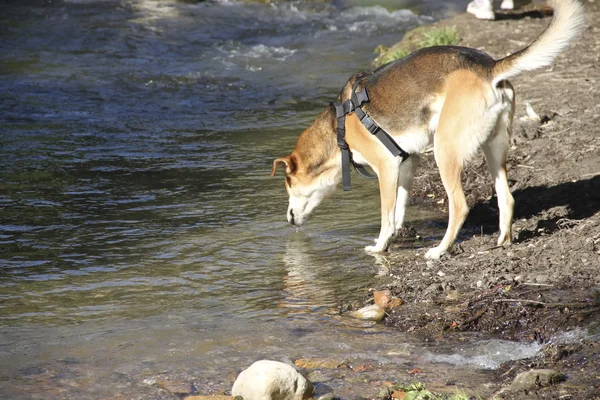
left=334, top=81, right=410, bottom=191
left=334, top=102, right=352, bottom=191
left=354, top=107, right=410, bottom=160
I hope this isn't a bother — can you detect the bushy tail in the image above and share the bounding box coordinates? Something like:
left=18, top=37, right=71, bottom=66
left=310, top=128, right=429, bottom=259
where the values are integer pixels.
left=492, top=0, right=585, bottom=85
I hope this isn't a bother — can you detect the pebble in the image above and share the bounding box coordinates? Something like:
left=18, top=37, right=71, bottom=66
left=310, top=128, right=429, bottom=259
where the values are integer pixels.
left=445, top=290, right=459, bottom=300
left=373, top=290, right=404, bottom=309
left=348, top=304, right=386, bottom=322
left=373, top=290, right=392, bottom=308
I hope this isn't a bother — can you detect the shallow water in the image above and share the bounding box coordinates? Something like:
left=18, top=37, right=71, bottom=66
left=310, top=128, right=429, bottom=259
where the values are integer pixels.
left=0, top=0, right=557, bottom=398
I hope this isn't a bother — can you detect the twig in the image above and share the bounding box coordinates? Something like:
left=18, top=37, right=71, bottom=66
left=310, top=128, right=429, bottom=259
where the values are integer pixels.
left=493, top=299, right=546, bottom=305
left=493, top=299, right=592, bottom=309
left=460, top=307, right=488, bottom=327
left=521, top=282, right=554, bottom=287
left=501, top=365, right=519, bottom=377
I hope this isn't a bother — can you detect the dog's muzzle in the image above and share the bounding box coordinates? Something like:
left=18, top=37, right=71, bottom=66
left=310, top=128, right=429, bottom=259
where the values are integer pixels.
left=288, top=209, right=295, bottom=226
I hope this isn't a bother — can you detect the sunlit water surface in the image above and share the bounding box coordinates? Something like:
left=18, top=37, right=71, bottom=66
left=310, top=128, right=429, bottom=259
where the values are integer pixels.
left=0, top=0, right=559, bottom=398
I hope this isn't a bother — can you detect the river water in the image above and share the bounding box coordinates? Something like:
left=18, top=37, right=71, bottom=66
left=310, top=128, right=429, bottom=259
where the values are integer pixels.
left=0, top=0, right=551, bottom=398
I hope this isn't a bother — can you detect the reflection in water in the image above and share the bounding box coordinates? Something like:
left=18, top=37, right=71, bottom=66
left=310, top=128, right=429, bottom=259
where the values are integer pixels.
left=282, top=233, right=343, bottom=316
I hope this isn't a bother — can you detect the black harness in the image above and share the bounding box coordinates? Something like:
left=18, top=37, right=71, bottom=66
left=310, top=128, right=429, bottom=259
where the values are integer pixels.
left=333, top=79, right=410, bottom=191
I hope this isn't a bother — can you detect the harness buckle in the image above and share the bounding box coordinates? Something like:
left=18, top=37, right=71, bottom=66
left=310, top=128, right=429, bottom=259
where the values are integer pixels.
left=353, top=87, right=369, bottom=107
left=359, top=112, right=379, bottom=134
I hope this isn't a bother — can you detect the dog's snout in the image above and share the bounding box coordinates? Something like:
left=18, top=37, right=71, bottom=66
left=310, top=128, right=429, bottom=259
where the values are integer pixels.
left=289, top=209, right=295, bottom=225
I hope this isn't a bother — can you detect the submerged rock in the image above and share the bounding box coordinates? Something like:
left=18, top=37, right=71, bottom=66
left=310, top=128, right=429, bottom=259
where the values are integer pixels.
left=232, top=360, right=314, bottom=400
left=348, top=304, right=386, bottom=322
left=294, top=358, right=344, bottom=369
left=157, top=379, right=192, bottom=395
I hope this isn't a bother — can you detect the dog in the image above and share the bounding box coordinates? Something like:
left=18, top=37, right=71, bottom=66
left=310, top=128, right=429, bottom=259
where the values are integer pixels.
left=271, top=0, right=584, bottom=259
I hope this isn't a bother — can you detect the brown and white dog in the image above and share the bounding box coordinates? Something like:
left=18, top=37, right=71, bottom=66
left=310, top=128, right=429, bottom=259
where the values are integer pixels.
left=272, top=0, right=584, bottom=259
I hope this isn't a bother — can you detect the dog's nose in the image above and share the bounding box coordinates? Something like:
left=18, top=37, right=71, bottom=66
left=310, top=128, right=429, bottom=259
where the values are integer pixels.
left=289, top=209, right=295, bottom=226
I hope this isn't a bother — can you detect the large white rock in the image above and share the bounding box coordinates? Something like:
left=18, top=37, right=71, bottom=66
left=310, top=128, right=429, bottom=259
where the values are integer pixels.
left=231, top=360, right=314, bottom=400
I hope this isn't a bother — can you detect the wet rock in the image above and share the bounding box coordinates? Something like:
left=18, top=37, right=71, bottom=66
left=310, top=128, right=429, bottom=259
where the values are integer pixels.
left=305, top=370, right=333, bottom=384
left=352, top=363, right=374, bottom=372
left=313, top=382, right=335, bottom=400
left=316, top=392, right=335, bottom=400
left=506, top=369, right=566, bottom=392
left=232, top=360, right=314, bottom=400
left=184, top=396, right=235, bottom=400
left=348, top=304, right=386, bottom=322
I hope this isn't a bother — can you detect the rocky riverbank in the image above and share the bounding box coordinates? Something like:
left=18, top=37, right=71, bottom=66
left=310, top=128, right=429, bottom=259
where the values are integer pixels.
left=356, top=0, right=600, bottom=398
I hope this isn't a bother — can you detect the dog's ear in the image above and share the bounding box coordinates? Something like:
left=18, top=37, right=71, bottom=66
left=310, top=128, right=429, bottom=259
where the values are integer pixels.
left=271, top=156, right=296, bottom=177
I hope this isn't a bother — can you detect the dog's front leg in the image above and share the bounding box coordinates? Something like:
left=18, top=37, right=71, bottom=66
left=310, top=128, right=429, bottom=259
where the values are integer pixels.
left=394, top=154, right=420, bottom=234
left=366, top=161, right=400, bottom=253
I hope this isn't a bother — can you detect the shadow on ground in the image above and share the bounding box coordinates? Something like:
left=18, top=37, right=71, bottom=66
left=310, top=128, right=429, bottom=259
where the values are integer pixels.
left=467, top=174, right=600, bottom=240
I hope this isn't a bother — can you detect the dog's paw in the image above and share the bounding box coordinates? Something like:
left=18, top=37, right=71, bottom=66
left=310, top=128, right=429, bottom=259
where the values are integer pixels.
left=425, top=246, right=445, bottom=260
left=365, top=244, right=386, bottom=253
left=497, top=233, right=512, bottom=247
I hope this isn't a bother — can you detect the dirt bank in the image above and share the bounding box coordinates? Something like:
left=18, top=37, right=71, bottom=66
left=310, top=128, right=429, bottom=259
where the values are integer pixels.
left=365, top=1, right=600, bottom=398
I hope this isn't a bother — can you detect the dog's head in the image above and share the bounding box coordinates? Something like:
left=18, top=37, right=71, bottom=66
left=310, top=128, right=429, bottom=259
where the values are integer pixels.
left=271, top=151, right=339, bottom=227
left=272, top=106, right=341, bottom=226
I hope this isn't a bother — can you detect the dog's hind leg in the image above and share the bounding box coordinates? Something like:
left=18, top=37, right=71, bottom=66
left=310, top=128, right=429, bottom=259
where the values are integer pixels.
left=425, top=70, right=503, bottom=260
left=394, top=154, right=420, bottom=234
left=482, top=83, right=515, bottom=246
left=425, top=131, right=469, bottom=260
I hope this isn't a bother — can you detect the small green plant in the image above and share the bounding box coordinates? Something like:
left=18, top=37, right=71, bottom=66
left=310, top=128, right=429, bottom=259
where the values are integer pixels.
left=373, top=26, right=460, bottom=66
left=419, top=27, right=460, bottom=48
left=378, top=48, right=411, bottom=65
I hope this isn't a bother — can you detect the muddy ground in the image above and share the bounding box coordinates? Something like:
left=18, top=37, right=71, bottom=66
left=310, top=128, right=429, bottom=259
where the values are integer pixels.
left=363, top=1, right=600, bottom=398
